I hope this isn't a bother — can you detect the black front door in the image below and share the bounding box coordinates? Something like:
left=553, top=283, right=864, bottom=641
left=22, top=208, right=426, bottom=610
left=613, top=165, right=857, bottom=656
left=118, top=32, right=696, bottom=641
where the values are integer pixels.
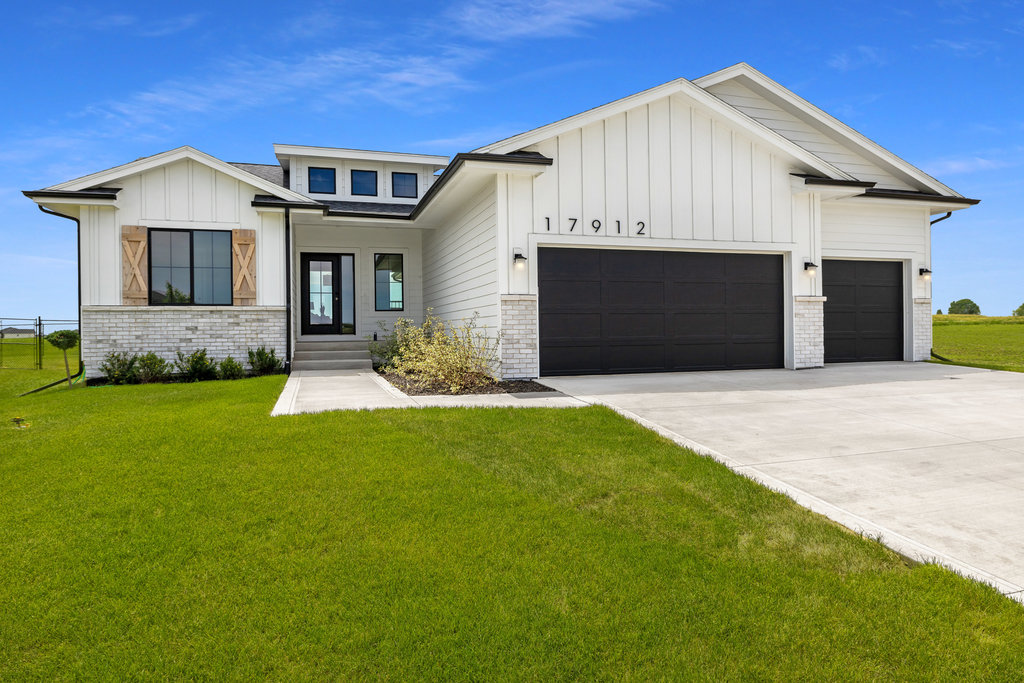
left=300, top=253, right=355, bottom=335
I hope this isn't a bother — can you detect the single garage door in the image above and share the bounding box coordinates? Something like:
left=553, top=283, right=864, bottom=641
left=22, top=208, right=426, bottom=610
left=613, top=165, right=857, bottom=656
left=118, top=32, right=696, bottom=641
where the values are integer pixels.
left=538, top=248, right=784, bottom=375
left=823, top=259, right=903, bottom=363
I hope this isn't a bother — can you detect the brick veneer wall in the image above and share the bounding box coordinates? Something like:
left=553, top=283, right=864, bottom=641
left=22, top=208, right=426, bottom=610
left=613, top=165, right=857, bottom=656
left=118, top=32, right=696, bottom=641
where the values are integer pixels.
left=793, top=296, right=826, bottom=369
left=80, top=305, right=287, bottom=378
left=499, top=295, right=539, bottom=379
left=913, top=299, right=932, bottom=361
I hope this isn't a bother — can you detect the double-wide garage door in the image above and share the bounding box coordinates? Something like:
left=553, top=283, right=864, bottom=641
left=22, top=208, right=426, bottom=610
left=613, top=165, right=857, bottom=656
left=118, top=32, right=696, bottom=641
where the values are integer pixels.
left=538, top=248, right=784, bottom=376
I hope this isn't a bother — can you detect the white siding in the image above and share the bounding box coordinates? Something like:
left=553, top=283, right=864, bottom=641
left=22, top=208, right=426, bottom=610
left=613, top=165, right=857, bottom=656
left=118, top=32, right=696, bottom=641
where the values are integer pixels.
left=523, top=93, right=794, bottom=245
left=80, top=206, right=119, bottom=306
left=704, top=80, right=916, bottom=191
left=288, top=155, right=438, bottom=204
left=421, top=184, right=499, bottom=332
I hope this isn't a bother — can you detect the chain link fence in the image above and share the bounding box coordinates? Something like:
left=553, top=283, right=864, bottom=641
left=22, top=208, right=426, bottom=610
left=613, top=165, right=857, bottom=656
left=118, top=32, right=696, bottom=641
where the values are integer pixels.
left=0, top=317, right=80, bottom=370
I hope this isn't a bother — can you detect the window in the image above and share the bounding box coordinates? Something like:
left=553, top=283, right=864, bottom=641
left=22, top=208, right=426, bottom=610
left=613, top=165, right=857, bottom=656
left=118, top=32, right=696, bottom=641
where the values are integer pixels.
left=149, top=229, right=232, bottom=305
left=351, top=169, right=378, bottom=196
left=374, top=254, right=404, bottom=311
left=392, top=172, right=418, bottom=198
left=308, top=167, right=336, bottom=194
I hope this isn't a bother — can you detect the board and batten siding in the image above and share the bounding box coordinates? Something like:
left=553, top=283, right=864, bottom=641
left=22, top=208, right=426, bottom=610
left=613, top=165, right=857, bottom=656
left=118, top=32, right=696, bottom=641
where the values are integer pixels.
left=421, top=184, right=500, bottom=332
left=522, top=93, right=794, bottom=245
left=79, top=158, right=286, bottom=306
left=703, top=80, right=916, bottom=192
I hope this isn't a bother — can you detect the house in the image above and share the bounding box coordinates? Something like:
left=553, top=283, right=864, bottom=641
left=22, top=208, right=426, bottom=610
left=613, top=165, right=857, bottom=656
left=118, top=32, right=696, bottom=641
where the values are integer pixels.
left=1, top=326, right=35, bottom=339
left=24, top=63, right=978, bottom=379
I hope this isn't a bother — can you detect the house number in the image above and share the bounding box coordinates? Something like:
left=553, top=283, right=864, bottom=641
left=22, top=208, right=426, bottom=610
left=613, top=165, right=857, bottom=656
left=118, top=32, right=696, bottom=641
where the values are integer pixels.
left=551, top=217, right=648, bottom=235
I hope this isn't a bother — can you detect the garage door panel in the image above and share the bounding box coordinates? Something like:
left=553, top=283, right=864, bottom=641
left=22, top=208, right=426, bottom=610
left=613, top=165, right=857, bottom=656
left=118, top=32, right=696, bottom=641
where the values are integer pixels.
left=823, top=259, right=903, bottom=363
left=539, top=248, right=783, bottom=375
left=541, top=248, right=601, bottom=278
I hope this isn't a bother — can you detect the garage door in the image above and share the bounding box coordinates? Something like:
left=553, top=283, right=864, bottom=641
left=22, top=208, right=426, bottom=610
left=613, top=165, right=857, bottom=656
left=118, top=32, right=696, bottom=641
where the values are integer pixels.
left=823, top=259, right=903, bottom=363
left=538, top=248, right=784, bottom=375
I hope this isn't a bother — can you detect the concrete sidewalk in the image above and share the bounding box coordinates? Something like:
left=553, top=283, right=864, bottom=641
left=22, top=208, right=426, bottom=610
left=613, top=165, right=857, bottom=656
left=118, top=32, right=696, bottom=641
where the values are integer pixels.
left=271, top=370, right=585, bottom=415
left=540, top=363, right=1024, bottom=602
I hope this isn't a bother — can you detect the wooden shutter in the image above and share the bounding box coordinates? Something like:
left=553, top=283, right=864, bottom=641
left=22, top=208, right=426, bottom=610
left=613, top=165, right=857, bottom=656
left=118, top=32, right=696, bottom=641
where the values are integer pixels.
left=232, top=229, right=257, bottom=306
left=121, top=225, right=148, bottom=305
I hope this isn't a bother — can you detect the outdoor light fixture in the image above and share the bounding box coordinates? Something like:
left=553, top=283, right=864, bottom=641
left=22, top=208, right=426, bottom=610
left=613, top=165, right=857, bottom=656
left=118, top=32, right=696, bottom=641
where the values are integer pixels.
left=919, top=267, right=932, bottom=280
left=513, top=250, right=527, bottom=265
left=804, top=261, right=818, bottom=276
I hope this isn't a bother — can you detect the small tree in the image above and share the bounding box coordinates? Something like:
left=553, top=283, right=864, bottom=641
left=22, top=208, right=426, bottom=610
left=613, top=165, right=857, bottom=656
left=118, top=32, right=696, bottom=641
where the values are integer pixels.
left=45, top=329, right=80, bottom=388
left=1013, top=303, right=1024, bottom=317
left=936, top=309, right=943, bottom=315
left=948, top=299, right=981, bottom=315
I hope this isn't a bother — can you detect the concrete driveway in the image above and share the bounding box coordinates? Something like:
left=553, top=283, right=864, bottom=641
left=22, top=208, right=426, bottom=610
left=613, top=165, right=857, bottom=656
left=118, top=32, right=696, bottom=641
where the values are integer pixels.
left=539, top=362, right=1024, bottom=601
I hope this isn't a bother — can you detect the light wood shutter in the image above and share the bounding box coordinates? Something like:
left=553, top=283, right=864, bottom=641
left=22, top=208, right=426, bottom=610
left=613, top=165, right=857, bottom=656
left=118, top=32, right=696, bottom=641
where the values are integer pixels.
left=232, top=229, right=256, bottom=306
left=121, top=225, right=148, bottom=305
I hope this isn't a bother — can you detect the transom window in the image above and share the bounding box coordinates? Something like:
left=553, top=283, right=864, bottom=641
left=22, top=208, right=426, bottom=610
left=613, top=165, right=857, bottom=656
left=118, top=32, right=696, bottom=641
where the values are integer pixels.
left=374, top=254, right=404, bottom=311
left=392, top=172, right=418, bottom=198
left=308, top=167, right=336, bottom=194
left=351, top=169, right=378, bottom=196
left=149, top=229, right=232, bottom=305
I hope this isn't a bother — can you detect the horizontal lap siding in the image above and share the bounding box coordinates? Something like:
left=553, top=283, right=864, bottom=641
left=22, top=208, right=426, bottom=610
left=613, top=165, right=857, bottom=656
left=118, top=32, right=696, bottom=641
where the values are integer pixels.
left=422, top=185, right=499, bottom=331
left=821, top=202, right=928, bottom=259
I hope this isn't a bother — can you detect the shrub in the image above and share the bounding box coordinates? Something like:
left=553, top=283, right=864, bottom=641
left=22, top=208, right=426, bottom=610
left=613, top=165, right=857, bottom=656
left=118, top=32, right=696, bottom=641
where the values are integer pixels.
left=175, top=349, right=218, bottom=382
left=218, top=356, right=246, bottom=380
left=99, top=352, right=138, bottom=385
left=368, top=321, right=401, bottom=369
left=135, top=352, right=170, bottom=384
left=45, top=329, right=80, bottom=387
left=1014, top=303, right=1024, bottom=317
left=948, top=299, right=981, bottom=315
left=382, top=309, right=498, bottom=393
left=248, top=346, right=283, bottom=375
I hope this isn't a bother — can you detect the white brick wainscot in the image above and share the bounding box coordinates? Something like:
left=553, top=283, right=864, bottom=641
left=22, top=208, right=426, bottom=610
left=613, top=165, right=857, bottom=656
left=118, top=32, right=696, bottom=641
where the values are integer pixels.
left=499, top=294, right=539, bottom=379
left=913, top=298, right=933, bottom=362
left=80, top=306, right=287, bottom=378
left=793, top=296, right=826, bottom=369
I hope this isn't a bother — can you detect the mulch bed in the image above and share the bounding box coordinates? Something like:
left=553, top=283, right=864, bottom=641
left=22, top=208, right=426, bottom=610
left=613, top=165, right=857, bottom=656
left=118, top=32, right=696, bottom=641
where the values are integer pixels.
left=379, top=371, right=556, bottom=396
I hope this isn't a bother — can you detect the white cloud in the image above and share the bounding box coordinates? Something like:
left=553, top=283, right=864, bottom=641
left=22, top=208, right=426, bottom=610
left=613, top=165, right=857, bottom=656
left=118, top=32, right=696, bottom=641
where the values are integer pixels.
left=448, top=0, right=658, bottom=40
left=922, top=156, right=1012, bottom=176
left=827, top=45, right=887, bottom=71
left=47, top=7, right=203, bottom=37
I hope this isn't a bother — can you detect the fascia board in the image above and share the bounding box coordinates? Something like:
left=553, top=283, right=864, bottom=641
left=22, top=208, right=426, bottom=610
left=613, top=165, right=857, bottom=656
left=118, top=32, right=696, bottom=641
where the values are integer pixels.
left=50, top=146, right=312, bottom=203
left=32, top=196, right=117, bottom=207
left=696, top=63, right=962, bottom=197
left=475, top=78, right=851, bottom=180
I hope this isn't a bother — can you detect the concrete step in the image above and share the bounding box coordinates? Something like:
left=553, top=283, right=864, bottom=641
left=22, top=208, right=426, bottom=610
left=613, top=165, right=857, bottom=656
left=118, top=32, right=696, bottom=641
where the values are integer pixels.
left=293, top=349, right=370, bottom=362
left=291, top=358, right=373, bottom=371
left=294, top=340, right=370, bottom=352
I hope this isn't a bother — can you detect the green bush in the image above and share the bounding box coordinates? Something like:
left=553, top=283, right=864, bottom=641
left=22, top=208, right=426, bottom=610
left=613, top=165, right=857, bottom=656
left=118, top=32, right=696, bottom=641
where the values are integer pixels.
left=218, top=356, right=246, bottom=380
left=382, top=309, right=498, bottom=393
left=134, top=352, right=170, bottom=384
left=368, top=321, right=401, bottom=369
left=175, top=349, right=218, bottom=382
left=248, top=346, right=283, bottom=376
left=45, top=329, right=80, bottom=387
left=99, top=352, right=138, bottom=385
left=949, top=299, right=981, bottom=315
left=1013, top=303, right=1024, bottom=317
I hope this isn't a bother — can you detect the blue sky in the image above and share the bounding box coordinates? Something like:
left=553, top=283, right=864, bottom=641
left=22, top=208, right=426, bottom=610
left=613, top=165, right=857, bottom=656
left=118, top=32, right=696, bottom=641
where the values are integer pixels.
left=2, top=0, right=1022, bottom=319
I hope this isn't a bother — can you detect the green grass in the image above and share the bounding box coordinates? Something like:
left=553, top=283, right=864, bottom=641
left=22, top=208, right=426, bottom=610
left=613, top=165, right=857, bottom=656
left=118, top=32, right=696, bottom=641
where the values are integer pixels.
left=932, top=314, right=1024, bottom=372
left=2, top=372, right=1023, bottom=679
left=0, top=337, right=79, bottom=372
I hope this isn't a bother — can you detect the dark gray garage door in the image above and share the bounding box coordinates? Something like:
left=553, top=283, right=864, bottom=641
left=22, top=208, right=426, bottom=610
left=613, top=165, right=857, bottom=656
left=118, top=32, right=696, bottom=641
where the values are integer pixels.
left=538, top=248, right=784, bottom=375
left=823, top=259, right=903, bottom=363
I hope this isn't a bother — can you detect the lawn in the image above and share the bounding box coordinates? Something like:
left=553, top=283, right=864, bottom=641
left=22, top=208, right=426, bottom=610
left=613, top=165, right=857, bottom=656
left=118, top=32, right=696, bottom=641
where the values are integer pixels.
left=932, top=314, right=1024, bottom=372
left=0, top=336, right=80, bottom=372
left=2, top=370, right=1023, bottom=679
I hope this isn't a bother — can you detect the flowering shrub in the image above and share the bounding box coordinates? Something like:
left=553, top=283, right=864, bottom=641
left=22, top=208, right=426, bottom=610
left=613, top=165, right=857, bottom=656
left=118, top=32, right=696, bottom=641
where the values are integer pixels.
left=381, top=309, right=498, bottom=393
left=135, top=352, right=170, bottom=384
left=218, top=356, right=246, bottom=380
left=99, top=352, right=138, bottom=385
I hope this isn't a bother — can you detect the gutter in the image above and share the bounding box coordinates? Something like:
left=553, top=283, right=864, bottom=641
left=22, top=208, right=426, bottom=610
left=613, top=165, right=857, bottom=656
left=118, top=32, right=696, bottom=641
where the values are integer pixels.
left=23, top=205, right=85, bottom=394
left=930, top=211, right=953, bottom=226
left=284, top=207, right=292, bottom=374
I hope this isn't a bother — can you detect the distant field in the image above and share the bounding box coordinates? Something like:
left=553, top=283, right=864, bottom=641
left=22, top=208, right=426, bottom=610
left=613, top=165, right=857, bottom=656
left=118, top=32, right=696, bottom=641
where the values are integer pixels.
left=932, top=315, right=1024, bottom=372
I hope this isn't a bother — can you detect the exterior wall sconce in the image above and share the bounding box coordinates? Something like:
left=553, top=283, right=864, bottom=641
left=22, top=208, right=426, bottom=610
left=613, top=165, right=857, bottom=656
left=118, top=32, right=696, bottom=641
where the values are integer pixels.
left=804, top=261, right=818, bottom=277
left=919, top=267, right=932, bottom=280
left=513, top=249, right=527, bottom=266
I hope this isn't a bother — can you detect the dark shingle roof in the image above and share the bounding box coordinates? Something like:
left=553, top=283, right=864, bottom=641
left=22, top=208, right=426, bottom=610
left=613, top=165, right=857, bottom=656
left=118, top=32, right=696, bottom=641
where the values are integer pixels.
left=229, top=162, right=285, bottom=187
left=323, top=201, right=414, bottom=217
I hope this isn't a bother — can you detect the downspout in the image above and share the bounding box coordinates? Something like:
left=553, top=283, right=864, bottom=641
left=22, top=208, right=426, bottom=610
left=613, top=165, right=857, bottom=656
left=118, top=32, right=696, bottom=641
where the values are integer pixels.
left=284, top=206, right=292, bottom=374
left=930, top=211, right=952, bottom=226
left=22, top=205, right=85, bottom=395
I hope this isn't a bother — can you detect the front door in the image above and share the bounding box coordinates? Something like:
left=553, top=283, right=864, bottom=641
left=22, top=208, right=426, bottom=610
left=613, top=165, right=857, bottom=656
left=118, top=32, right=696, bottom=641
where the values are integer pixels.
left=301, top=253, right=355, bottom=335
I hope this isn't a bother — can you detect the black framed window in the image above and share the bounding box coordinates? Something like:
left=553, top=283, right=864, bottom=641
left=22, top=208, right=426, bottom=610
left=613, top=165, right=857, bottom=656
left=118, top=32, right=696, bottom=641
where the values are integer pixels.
left=308, top=167, right=336, bottom=194
left=392, top=172, right=418, bottom=198
left=374, top=253, right=404, bottom=311
left=149, top=229, right=232, bottom=305
left=351, top=169, right=378, bottom=196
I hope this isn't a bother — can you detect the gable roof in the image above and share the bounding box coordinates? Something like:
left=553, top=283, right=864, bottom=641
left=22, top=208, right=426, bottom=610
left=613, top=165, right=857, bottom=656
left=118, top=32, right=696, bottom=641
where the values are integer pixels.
left=694, top=63, right=962, bottom=197
left=472, top=76, right=853, bottom=180
left=43, top=146, right=313, bottom=204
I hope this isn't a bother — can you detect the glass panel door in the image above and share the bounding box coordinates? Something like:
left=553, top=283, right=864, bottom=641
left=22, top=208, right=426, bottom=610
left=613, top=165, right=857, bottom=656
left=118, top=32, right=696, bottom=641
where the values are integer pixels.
left=300, top=253, right=356, bottom=335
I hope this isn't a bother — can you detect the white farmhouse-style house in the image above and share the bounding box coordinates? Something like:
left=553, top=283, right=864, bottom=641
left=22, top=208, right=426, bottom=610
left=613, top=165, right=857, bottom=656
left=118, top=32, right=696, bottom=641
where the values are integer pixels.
left=25, top=64, right=977, bottom=379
